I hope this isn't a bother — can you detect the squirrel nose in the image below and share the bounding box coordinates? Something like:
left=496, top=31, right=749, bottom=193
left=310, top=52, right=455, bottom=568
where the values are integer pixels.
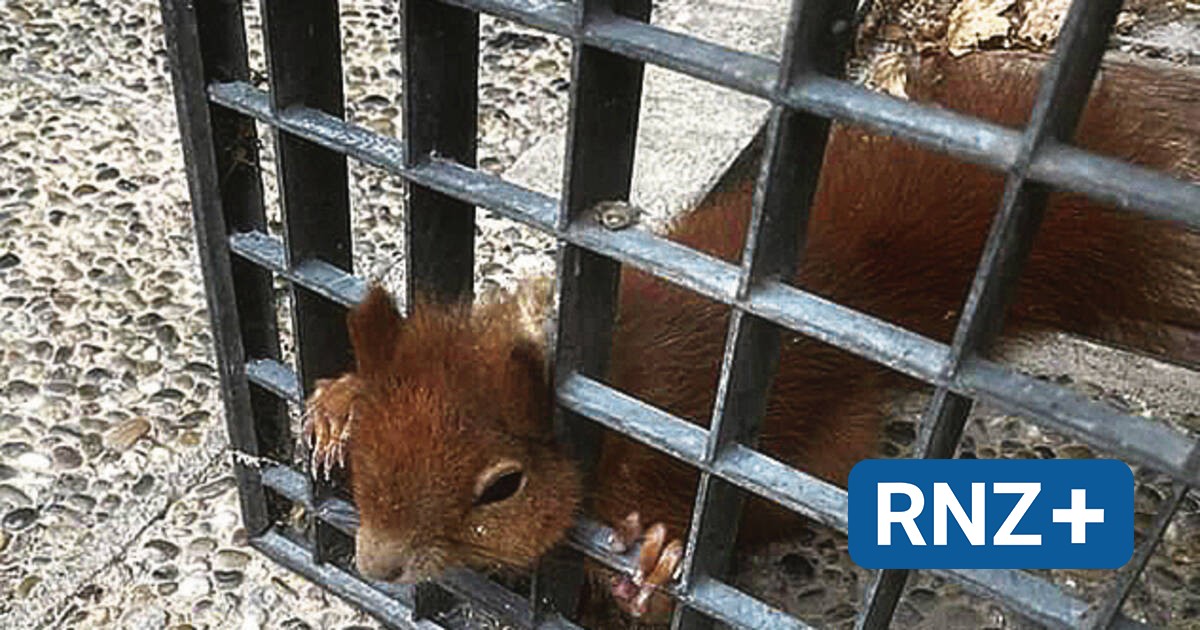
left=355, top=529, right=437, bottom=583
left=355, top=528, right=406, bottom=581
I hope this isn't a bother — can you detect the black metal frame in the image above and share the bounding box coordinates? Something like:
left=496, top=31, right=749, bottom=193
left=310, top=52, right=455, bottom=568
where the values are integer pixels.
left=159, top=0, right=1200, bottom=628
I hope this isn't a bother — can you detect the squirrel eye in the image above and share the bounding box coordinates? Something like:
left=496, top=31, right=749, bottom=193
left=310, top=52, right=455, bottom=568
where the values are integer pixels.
left=474, top=459, right=526, bottom=506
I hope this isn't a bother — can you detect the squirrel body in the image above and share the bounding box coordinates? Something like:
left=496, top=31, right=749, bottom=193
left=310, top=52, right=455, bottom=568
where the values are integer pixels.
left=303, top=50, right=1198, bottom=617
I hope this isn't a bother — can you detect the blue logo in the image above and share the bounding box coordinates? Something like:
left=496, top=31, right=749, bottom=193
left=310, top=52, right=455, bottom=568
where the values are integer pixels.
left=848, top=459, right=1133, bottom=569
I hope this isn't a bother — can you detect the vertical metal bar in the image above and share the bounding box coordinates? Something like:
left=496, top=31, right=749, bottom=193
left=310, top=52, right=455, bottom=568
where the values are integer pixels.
left=402, top=0, right=480, bottom=304
left=671, top=1, right=859, bottom=627
left=858, top=1, right=1125, bottom=626
left=400, top=0, right=480, bottom=614
left=535, top=0, right=652, bottom=619
left=259, top=0, right=353, bottom=566
left=159, top=0, right=287, bottom=537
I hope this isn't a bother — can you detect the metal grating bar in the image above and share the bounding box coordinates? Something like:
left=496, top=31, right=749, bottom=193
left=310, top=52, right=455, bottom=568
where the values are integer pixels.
left=399, top=0, right=483, bottom=608
left=250, top=352, right=1157, bottom=629
left=208, top=78, right=1200, bottom=251
left=229, top=231, right=367, bottom=307
left=1085, top=483, right=1191, bottom=628
left=258, top=0, right=354, bottom=568
left=432, top=0, right=1200, bottom=225
left=673, top=0, right=859, bottom=625
left=536, top=0, right=654, bottom=619
left=157, top=0, right=1200, bottom=625
left=403, top=0, right=480, bottom=304
left=859, top=1, right=1127, bottom=626
left=226, top=224, right=1200, bottom=492
left=251, top=530, right=432, bottom=630
left=259, top=464, right=582, bottom=629
left=159, top=0, right=287, bottom=537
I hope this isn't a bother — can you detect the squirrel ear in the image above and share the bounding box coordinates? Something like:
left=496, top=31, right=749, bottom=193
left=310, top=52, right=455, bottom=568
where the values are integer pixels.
left=347, top=284, right=403, bottom=379
left=508, top=337, right=548, bottom=387
left=508, top=337, right=552, bottom=427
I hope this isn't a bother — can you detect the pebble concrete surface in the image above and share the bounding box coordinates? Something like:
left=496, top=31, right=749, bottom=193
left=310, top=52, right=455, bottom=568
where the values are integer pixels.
left=1, top=0, right=1199, bottom=629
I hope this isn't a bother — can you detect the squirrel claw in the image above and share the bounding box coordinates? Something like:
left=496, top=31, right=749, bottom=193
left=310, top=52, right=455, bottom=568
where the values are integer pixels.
left=302, top=374, right=359, bottom=480
left=609, top=512, right=683, bottom=622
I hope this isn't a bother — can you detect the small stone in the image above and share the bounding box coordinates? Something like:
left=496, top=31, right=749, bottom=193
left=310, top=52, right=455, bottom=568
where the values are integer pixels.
left=145, top=540, right=181, bottom=561
left=195, top=476, right=236, bottom=500
left=1059, top=444, right=1093, bottom=459
left=2, top=506, right=37, bottom=531
left=187, top=537, right=217, bottom=557
left=0, top=253, right=19, bottom=269
left=593, top=200, right=642, bottom=230
left=157, top=582, right=178, bottom=596
left=0, top=484, right=34, bottom=508
left=905, top=587, right=938, bottom=613
left=214, top=569, right=244, bottom=588
left=179, top=410, right=209, bottom=426
left=0, top=464, right=15, bottom=480
left=16, top=575, right=41, bottom=598
left=152, top=565, right=179, bottom=581
left=822, top=602, right=856, bottom=622
left=214, top=549, right=251, bottom=571
left=131, top=474, right=155, bottom=496
left=4, top=380, right=37, bottom=403
left=123, top=605, right=168, bottom=627
left=104, top=416, right=151, bottom=451
left=65, top=494, right=96, bottom=512
left=178, top=574, right=212, bottom=598
left=52, top=445, right=83, bottom=469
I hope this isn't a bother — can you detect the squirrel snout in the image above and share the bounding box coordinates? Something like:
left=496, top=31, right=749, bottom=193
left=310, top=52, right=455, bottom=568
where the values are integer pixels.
left=355, top=529, right=442, bottom=583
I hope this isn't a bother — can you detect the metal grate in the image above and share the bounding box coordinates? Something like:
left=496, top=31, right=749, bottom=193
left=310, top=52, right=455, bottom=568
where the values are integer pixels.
left=159, top=0, right=1200, bottom=628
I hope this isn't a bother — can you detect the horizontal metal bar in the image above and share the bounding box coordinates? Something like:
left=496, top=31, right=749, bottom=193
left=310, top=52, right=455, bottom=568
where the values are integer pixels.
left=259, top=443, right=1141, bottom=630
left=584, top=14, right=778, bottom=98
left=231, top=225, right=1200, bottom=490
left=715, top=444, right=848, bottom=532
left=245, top=358, right=302, bottom=402
left=927, top=567, right=1090, bottom=629
left=747, top=281, right=948, bottom=383
left=791, top=75, right=1020, bottom=172
left=438, top=0, right=574, bottom=35
left=1030, top=142, right=1200, bottom=226
left=251, top=529, right=432, bottom=630
left=228, top=230, right=366, bottom=307
left=687, top=577, right=812, bottom=630
left=206, top=84, right=1199, bottom=431
left=557, top=372, right=708, bottom=463
left=427, top=5, right=1200, bottom=227
left=957, top=358, right=1196, bottom=483
left=260, top=464, right=581, bottom=629
left=557, top=372, right=847, bottom=531
left=212, top=71, right=1200, bottom=241
left=209, top=81, right=559, bottom=230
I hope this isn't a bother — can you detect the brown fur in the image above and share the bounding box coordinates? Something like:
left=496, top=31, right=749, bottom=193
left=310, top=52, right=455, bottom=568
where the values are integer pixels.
left=594, top=50, right=1200, bottom=539
left=317, top=50, right=1197, bottom=596
left=344, top=291, right=581, bottom=581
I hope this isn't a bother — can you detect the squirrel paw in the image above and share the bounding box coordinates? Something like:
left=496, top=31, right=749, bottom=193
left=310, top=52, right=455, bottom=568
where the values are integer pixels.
left=607, top=512, right=683, bottom=622
left=302, top=374, right=359, bottom=481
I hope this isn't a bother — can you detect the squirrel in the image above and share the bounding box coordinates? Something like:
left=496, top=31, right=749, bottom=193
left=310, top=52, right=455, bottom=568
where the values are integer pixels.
left=302, top=50, right=1198, bottom=624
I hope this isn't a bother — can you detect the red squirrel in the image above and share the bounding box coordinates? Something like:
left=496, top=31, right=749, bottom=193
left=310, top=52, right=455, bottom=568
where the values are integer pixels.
left=302, top=50, right=1198, bottom=623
